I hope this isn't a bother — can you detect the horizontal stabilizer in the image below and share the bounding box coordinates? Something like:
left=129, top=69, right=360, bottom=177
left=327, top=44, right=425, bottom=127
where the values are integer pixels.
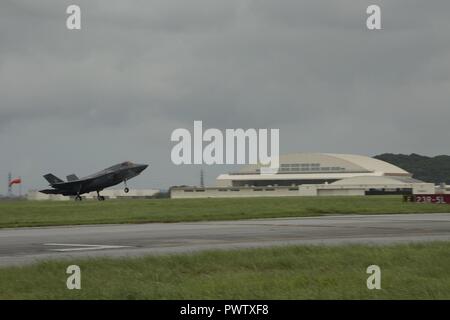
left=39, top=189, right=61, bottom=194
left=66, top=174, right=79, bottom=182
left=43, top=173, right=64, bottom=184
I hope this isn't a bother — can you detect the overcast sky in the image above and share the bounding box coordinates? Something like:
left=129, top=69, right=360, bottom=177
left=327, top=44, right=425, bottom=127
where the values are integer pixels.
left=1, top=0, right=449, bottom=194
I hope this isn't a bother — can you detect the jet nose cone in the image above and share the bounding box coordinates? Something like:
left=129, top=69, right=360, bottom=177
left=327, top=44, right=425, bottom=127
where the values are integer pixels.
left=136, top=164, right=149, bottom=173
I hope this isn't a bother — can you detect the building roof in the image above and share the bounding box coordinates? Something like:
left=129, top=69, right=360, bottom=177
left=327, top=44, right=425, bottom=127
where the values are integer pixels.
left=330, top=175, right=425, bottom=186
left=236, top=153, right=410, bottom=176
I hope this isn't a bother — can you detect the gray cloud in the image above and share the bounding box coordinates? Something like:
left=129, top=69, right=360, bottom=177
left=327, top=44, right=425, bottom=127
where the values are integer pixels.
left=1, top=0, right=450, bottom=193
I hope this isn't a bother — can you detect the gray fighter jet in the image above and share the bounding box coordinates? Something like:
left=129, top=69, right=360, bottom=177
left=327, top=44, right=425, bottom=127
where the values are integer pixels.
left=40, top=161, right=149, bottom=201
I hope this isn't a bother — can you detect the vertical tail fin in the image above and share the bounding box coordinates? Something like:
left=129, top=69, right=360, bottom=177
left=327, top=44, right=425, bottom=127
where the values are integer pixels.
left=66, top=174, right=79, bottom=182
left=43, top=174, right=64, bottom=184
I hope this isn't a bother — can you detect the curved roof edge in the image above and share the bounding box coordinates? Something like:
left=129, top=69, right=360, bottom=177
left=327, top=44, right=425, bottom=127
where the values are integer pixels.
left=238, top=153, right=410, bottom=176
left=331, top=175, right=425, bottom=185
left=323, top=153, right=410, bottom=175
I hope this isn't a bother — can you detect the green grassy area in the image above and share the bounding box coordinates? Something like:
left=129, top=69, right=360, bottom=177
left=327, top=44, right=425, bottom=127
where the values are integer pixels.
left=1, top=242, right=449, bottom=299
left=0, top=196, right=449, bottom=229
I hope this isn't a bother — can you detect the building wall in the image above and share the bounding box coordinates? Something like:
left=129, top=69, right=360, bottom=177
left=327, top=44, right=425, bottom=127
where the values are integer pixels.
left=217, top=171, right=386, bottom=187
left=171, top=182, right=435, bottom=199
left=317, top=189, right=365, bottom=196
left=170, top=186, right=301, bottom=198
left=412, top=184, right=435, bottom=195
left=27, top=192, right=68, bottom=201
left=27, top=189, right=160, bottom=200
left=171, top=186, right=369, bottom=198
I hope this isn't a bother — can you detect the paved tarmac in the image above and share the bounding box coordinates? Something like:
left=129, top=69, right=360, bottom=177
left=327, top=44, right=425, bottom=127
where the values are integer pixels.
left=1, top=213, right=450, bottom=266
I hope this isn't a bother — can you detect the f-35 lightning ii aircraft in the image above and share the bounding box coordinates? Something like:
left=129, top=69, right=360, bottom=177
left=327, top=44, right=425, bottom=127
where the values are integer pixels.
left=40, top=161, right=149, bottom=201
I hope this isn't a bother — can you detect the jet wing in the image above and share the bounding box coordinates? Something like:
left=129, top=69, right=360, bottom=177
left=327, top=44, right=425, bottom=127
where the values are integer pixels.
left=49, top=176, right=97, bottom=189
left=39, top=189, right=62, bottom=194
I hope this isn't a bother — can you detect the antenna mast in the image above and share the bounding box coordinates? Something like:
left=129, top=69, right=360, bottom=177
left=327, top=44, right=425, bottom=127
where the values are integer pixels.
left=7, top=172, right=12, bottom=197
left=200, top=169, right=205, bottom=187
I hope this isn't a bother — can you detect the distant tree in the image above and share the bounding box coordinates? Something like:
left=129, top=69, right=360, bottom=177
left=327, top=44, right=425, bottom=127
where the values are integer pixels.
left=374, top=153, right=450, bottom=184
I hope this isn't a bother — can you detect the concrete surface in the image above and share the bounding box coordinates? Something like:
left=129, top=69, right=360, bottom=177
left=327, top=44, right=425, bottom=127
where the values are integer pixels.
left=1, top=213, right=450, bottom=266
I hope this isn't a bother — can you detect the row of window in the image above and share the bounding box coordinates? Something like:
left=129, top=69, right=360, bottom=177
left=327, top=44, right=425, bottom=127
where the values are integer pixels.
left=255, top=165, right=346, bottom=173
left=278, top=167, right=346, bottom=172
left=280, top=163, right=320, bottom=167
left=183, top=188, right=299, bottom=192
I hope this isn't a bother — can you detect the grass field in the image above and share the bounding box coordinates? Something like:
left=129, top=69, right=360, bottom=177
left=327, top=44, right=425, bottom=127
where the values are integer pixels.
left=1, top=242, right=449, bottom=299
left=0, top=196, right=449, bottom=229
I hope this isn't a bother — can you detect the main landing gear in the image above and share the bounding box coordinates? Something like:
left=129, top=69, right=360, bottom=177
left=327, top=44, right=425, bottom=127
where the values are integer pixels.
left=124, top=180, right=129, bottom=193
left=96, top=190, right=105, bottom=201
left=75, top=185, right=83, bottom=201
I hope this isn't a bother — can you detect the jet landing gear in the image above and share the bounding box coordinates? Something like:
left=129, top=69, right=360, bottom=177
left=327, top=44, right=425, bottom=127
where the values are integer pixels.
left=75, top=185, right=83, bottom=201
left=123, top=180, right=129, bottom=193
left=96, top=191, right=105, bottom=201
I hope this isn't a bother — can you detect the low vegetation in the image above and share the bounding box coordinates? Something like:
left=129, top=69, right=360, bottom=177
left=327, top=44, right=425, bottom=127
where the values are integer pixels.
left=0, top=196, right=449, bottom=228
left=1, top=242, right=449, bottom=299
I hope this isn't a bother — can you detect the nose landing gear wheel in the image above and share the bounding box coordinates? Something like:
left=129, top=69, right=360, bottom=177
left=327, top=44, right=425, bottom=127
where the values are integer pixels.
left=124, top=187, right=129, bottom=193
left=75, top=195, right=82, bottom=201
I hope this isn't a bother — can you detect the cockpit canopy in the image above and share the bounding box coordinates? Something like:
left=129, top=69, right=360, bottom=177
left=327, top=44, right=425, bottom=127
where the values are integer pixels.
left=121, top=161, right=134, bottom=167
left=103, top=161, right=135, bottom=172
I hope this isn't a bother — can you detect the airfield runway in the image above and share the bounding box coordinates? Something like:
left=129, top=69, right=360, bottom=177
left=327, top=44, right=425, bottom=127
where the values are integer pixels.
left=1, top=213, right=450, bottom=266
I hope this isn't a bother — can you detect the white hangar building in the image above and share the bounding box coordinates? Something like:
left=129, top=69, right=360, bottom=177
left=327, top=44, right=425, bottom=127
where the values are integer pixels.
left=171, top=153, right=435, bottom=198
left=217, top=153, right=412, bottom=187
